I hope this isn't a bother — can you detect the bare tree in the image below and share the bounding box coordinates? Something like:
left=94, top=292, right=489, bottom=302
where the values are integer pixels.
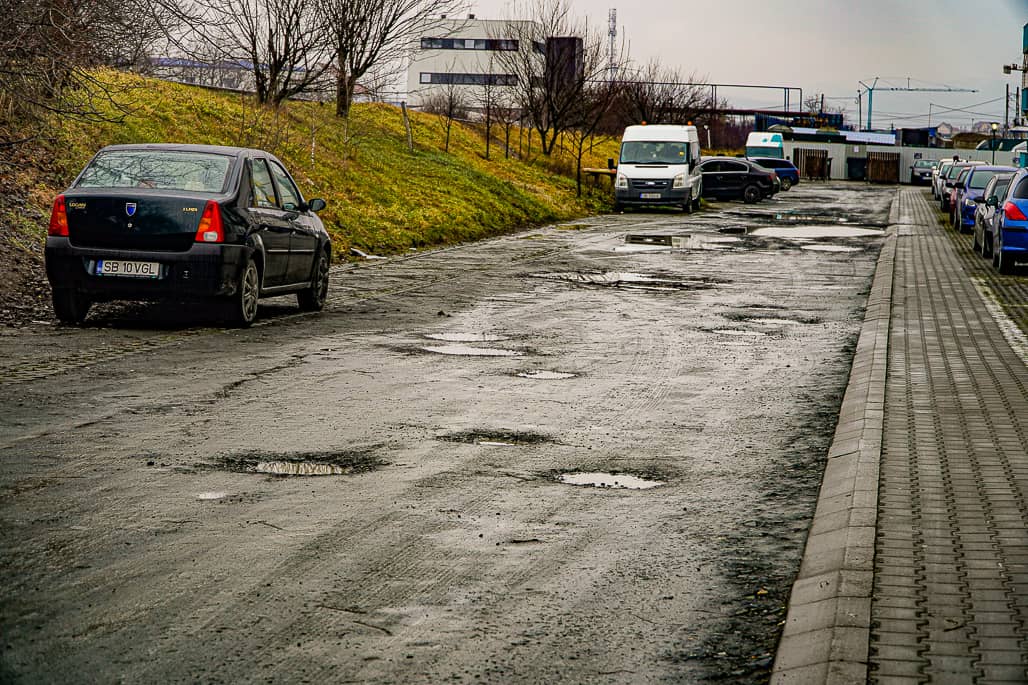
left=422, top=72, right=468, bottom=152
left=323, top=0, right=467, bottom=118
left=614, top=61, right=714, bottom=129
left=491, top=90, right=522, bottom=159
left=0, top=0, right=164, bottom=150
left=566, top=77, right=621, bottom=196
left=180, top=0, right=336, bottom=106
left=492, top=0, right=625, bottom=156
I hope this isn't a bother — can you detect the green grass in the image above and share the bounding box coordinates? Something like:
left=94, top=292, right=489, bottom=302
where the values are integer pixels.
left=14, top=70, right=619, bottom=259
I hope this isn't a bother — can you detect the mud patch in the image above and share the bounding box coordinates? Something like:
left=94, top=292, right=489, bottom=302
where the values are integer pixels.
left=557, top=471, right=665, bottom=489
left=531, top=271, right=720, bottom=292
left=516, top=370, right=577, bottom=380
left=421, top=344, right=523, bottom=357
left=212, top=449, right=386, bottom=477
left=439, top=430, right=552, bottom=446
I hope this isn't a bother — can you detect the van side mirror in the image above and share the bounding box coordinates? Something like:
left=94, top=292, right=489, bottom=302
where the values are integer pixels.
left=607, top=158, right=615, bottom=171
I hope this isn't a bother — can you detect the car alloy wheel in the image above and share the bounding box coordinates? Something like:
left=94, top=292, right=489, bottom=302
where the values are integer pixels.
left=742, top=184, right=761, bottom=204
left=298, top=250, right=330, bottom=312
left=780, top=177, right=793, bottom=191
left=225, top=259, right=259, bottom=327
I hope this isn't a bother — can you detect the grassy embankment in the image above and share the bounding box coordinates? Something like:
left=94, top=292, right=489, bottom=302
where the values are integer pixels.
left=4, top=70, right=620, bottom=262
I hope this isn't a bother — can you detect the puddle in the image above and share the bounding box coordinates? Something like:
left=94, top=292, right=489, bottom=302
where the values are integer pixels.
left=749, top=226, right=882, bottom=239
left=719, top=226, right=748, bottom=235
left=213, top=449, right=385, bottom=477
left=197, top=491, right=229, bottom=500
left=800, top=244, right=863, bottom=253
left=424, top=333, right=508, bottom=343
left=440, top=430, right=551, bottom=446
left=532, top=271, right=717, bottom=291
left=517, top=370, right=578, bottom=380
left=710, top=329, right=766, bottom=337
left=558, top=472, right=665, bottom=489
left=421, top=344, right=523, bottom=357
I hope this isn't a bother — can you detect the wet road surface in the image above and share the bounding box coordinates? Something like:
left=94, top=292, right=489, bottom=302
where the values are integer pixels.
left=0, top=182, right=894, bottom=683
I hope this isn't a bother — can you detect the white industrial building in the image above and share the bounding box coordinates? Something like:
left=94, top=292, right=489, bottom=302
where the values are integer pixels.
left=406, top=16, right=539, bottom=109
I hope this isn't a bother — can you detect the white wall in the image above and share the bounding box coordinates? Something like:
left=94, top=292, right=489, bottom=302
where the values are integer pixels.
left=782, top=142, right=1019, bottom=182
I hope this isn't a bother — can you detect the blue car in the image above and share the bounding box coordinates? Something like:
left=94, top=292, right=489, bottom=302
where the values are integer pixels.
left=953, top=165, right=1017, bottom=233
left=992, top=167, right=1028, bottom=274
left=748, top=157, right=799, bottom=191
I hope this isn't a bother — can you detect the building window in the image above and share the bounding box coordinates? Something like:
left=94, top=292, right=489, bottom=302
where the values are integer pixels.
left=418, top=73, right=518, bottom=86
left=420, top=38, right=519, bottom=51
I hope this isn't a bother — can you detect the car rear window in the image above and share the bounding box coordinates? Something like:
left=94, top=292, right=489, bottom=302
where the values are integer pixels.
left=75, top=150, right=233, bottom=193
left=1013, top=178, right=1028, bottom=199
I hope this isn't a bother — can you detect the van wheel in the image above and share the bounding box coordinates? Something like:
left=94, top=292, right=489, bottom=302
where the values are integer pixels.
left=780, top=177, right=793, bottom=191
left=743, top=184, right=761, bottom=204
left=682, top=190, right=693, bottom=213
left=52, top=289, right=91, bottom=325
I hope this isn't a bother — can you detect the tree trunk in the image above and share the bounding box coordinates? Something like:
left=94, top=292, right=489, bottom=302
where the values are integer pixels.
left=335, top=60, right=356, bottom=118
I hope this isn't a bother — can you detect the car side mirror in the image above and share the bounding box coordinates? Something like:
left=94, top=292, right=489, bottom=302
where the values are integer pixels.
left=987, top=196, right=998, bottom=207
left=955, top=182, right=965, bottom=190
left=607, top=158, right=615, bottom=171
left=307, top=198, right=327, bottom=212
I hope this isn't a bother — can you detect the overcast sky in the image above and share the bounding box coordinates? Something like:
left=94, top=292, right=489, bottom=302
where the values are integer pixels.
left=466, top=0, right=1028, bottom=131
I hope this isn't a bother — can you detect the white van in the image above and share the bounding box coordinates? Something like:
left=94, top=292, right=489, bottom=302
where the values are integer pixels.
left=614, top=125, right=702, bottom=212
left=745, top=132, right=784, bottom=159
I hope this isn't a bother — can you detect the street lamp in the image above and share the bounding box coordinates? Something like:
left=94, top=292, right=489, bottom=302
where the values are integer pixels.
left=992, top=122, right=999, bottom=164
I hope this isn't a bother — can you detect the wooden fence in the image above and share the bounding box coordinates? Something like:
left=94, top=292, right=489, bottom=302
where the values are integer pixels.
left=794, top=148, right=830, bottom=181
left=867, top=152, right=900, bottom=183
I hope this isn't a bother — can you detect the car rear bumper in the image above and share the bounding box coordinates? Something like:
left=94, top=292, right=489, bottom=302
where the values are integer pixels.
left=45, top=237, right=250, bottom=300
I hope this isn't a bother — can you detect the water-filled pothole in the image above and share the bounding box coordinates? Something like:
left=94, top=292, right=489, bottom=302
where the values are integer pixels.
left=532, top=271, right=719, bottom=291
left=749, top=225, right=882, bottom=239
left=517, top=370, right=578, bottom=380
left=421, top=344, right=523, bottom=357
left=709, top=328, right=766, bottom=337
left=558, top=471, right=665, bottom=489
left=440, top=430, right=552, bottom=446
left=425, top=333, right=508, bottom=343
left=213, top=449, right=386, bottom=477
left=801, top=244, right=864, bottom=253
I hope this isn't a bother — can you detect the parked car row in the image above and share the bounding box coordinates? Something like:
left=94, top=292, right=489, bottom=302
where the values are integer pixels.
left=45, top=143, right=332, bottom=327
left=970, top=168, right=1028, bottom=274
left=612, top=125, right=800, bottom=211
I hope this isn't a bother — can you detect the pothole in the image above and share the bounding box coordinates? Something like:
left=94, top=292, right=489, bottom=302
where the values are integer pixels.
left=197, top=491, right=229, bottom=500
left=531, top=271, right=719, bottom=292
left=709, top=328, right=766, bottom=337
left=800, top=244, right=864, bottom=253
left=749, top=225, right=882, bottom=239
left=557, top=471, right=665, bottom=489
left=440, top=430, right=552, bottom=446
left=212, top=449, right=386, bottom=477
left=421, top=344, right=523, bottom=357
left=517, top=370, right=578, bottom=380
left=424, top=333, right=508, bottom=343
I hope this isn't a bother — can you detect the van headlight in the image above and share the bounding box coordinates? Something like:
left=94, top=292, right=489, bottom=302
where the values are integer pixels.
left=672, top=173, right=686, bottom=189
left=616, top=174, right=628, bottom=190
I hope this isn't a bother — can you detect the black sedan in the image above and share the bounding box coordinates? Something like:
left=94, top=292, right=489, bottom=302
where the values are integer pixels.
left=45, top=144, right=331, bottom=326
left=696, top=157, right=778, bottom=203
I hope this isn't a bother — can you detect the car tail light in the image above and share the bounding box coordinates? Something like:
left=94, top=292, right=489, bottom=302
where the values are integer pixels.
left=1004, top=201, right=1028, bottom=222
left=48, top=195, right=69, bottom=236
left=195, top=201, right=224, bottom=243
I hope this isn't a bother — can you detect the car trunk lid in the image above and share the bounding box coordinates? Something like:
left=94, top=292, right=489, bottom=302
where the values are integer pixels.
left=64, top=193, right=210, bottom=251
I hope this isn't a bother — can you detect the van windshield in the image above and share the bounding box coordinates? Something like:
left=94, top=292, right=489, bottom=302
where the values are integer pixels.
left=620, top=141, right=689, bottom=165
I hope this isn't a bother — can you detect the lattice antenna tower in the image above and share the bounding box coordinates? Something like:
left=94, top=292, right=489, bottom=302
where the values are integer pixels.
left=608, top=8, right=617, bottom=80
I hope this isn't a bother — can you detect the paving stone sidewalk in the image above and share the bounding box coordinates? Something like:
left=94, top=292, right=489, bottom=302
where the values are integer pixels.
left=773, top=188, right=1028, bottom=683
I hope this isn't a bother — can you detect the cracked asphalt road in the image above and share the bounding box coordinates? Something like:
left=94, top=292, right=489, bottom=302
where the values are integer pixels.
left=0, top=182, right=894, bottom=683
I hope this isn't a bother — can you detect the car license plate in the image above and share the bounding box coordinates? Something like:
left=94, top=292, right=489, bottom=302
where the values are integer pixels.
left=95, top=260, right=161, bottom=278
left=640, top=192, right=661, bottom=199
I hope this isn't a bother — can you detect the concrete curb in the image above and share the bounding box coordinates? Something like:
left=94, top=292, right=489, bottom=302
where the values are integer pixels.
left=770, top=198, right=899, bottom=684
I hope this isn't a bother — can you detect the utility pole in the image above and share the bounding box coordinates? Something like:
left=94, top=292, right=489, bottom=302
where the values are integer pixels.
left=607, top=8, right=617, bottom=81
left=859, top=77, right=976, bottom=131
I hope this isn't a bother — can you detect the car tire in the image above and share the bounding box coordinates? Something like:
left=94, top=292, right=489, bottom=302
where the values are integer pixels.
left=52, top=288, right=91, bottom=325
left=998, top=248, right=1015, bottom=275
left=297, top=249, right=330, bottom=312
left=692, top=196, right=701, bottom=211
left=614, top=201, right=623, bottom=213
left=984, top=233, right=993, bottom=259
left=780, top=177, right=793, bottom=191
left=224, top=258, right=260, bottom=327
left=742, top=184, right=761, bottom=204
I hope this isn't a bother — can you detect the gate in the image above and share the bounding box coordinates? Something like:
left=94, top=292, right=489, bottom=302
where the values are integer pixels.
left=794, top=148, right=829, bottom=181
left=867, top=152, right=900, bottom=183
